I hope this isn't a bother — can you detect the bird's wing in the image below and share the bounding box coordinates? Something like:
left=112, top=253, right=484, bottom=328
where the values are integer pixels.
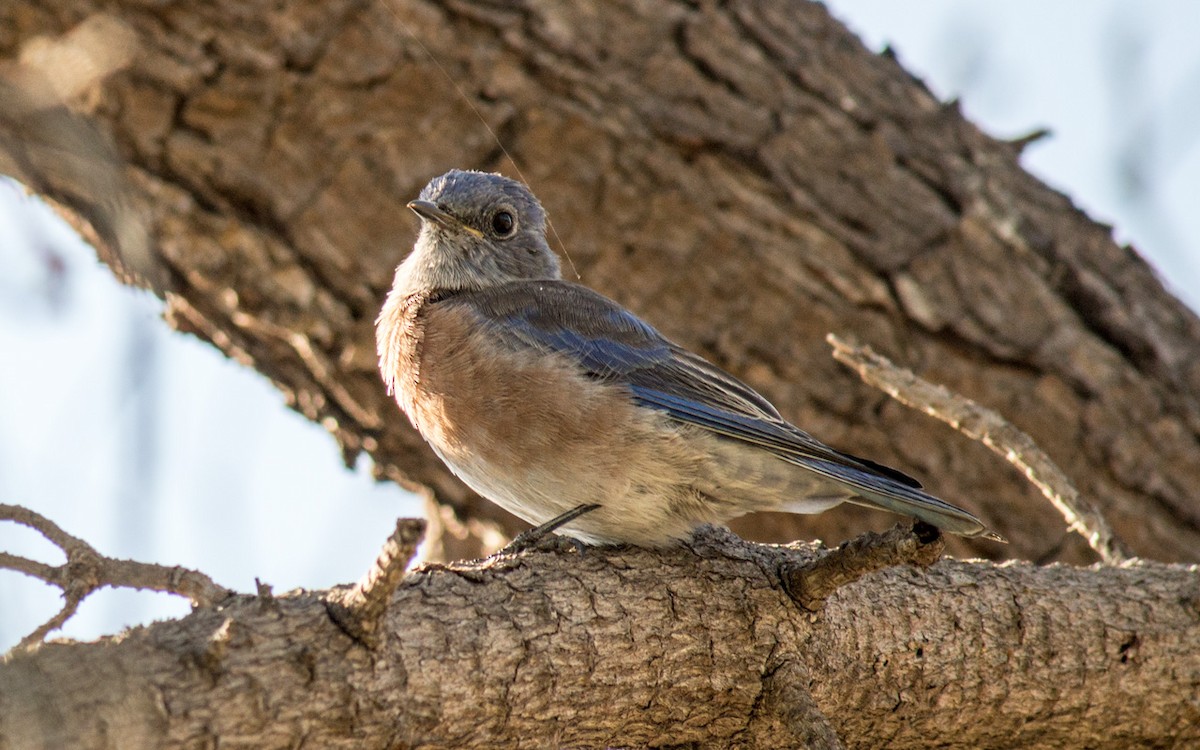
left=443, top=281, right=922, bottom=487
left=441, top=281, right=997, bottom=538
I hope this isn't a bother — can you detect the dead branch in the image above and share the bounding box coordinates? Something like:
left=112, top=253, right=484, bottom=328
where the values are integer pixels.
left=827, top=334, right=1133, bottom=564
left=780, top=520, right=946, bottom=611
left=325, top=517, right=426, bottom=647
left=0, top=503, right=234, bottom=652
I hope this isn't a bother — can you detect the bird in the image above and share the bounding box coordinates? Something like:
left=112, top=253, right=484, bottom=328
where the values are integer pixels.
left=376, top=169, right=1004, bottom=547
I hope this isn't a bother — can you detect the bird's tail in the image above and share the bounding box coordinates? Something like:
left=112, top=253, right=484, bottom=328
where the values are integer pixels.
left=789, top=457, right=1007, bottom=542
left=847, top=485, right=1007, bottom=542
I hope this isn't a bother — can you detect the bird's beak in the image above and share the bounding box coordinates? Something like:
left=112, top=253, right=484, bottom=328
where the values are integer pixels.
left=407, top=200, right=455, bottom=228
left=407, top=200, right=483, bottom=238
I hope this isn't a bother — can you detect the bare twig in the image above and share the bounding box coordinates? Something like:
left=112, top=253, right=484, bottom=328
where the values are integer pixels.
left=826, top=334, right=1133, bottom=564
left=325, top=518, right=426, bottom=648
left=780, top=521, right=945, bottom=611
left=1, top=503, right=235, bottom=652
left=1006, top=127, right=1053, bottom=153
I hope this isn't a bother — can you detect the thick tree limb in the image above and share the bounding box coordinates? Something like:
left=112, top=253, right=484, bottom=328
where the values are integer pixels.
left=1, top=526, right=1196, bottom=749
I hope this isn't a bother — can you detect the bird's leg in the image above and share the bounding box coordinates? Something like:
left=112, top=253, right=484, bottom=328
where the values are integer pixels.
left=495, top=503, right=600, bottom=556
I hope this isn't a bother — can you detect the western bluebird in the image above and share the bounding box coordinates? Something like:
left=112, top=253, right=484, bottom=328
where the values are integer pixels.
left=377, top=169, right=1004, bottom=546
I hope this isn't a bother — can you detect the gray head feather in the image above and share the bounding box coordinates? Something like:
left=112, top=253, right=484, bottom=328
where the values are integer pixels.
left=393, top=170, right=562, bottom=294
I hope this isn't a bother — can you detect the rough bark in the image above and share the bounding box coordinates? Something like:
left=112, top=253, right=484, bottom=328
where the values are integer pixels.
left=2, top=527, right=1197, bottom=750
left=4, top=0, right=1200, bottom=564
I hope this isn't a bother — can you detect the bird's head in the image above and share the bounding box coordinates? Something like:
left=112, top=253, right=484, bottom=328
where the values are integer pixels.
left=394, top=169, right=561, bottom=294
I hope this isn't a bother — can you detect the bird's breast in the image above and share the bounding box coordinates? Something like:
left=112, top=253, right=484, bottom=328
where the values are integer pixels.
left=376, top=288, right=431, bottom=418
left=404, top=300, right=642, bottom=471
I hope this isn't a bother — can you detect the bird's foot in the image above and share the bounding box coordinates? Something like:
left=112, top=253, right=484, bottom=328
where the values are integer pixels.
left=494, top=503, right=600, bottom=556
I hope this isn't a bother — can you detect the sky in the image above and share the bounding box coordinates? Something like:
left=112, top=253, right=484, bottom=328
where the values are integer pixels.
left=2, top=2, right=1198, bottom=651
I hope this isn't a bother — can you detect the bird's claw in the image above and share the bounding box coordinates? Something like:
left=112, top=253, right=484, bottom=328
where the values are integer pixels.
left=494, top=503, right=599, bottom=556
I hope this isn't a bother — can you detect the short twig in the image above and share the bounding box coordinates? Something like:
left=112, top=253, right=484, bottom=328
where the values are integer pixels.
left=1007, top=127, right=1053, bottom=153
left=326, top=518, right=426, bottom=648
left=781, top=521, right=945, bottom=611
left=1, top=503, right=235, bottom=652
left=827, top=334, right=1133, bottom=564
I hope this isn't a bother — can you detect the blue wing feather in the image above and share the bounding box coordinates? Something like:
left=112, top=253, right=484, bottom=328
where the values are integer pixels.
left=429, top=280, right=1002, bottom=539
left=438, top=280, right=918, bottom=480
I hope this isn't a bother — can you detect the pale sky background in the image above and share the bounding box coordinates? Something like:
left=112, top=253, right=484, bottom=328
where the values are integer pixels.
left=2, top=2, right=1198, bottom=651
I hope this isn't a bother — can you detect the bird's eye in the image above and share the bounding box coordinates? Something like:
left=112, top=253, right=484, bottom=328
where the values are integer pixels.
left=491, top=210, right=516, bottom=237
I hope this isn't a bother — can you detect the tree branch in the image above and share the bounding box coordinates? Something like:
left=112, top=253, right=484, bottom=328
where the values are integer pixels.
left=827, top=334, right=1134, bottom=564
left=1, top=526, right=1196, bottom=748
left=780, top=520, right=945, bottom=611
left=325, top=517, right=426, bottom=648
left=1, top=503, right=234, bottom=652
